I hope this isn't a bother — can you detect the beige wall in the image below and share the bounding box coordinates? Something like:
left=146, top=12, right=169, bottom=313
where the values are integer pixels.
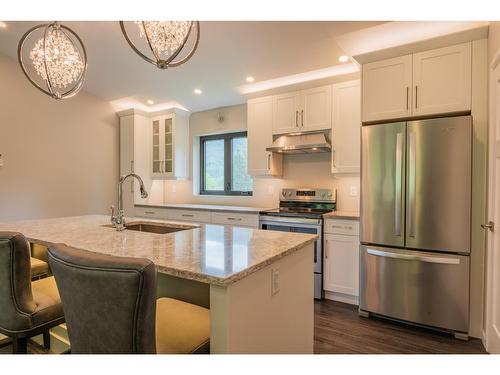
left=488, top=22, right=500, bottom=64
left=0, top=53, right=119, bottom=221
left=163, top=103, right=360, bottom=211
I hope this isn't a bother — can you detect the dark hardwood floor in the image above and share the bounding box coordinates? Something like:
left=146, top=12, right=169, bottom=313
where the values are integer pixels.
left=1, top=299, right=487, bottom=354
left=315, top=299, right=487, bottom=354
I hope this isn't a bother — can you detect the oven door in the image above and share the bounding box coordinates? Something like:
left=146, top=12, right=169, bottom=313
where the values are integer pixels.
left=259, top=217, right=322, bottom=274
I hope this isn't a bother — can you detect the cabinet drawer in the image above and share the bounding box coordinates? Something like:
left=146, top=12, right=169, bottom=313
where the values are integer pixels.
left=167, top=209, right=212, bottom=223
left=211, top=212, right=259, bottom=227
left=324, top=219, right=359, bottom=235
left=134, top=206, right=168, bottom=220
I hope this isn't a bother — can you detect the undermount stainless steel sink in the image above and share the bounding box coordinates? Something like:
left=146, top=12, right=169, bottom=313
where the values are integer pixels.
left=102, top=222, right=194, bottom=234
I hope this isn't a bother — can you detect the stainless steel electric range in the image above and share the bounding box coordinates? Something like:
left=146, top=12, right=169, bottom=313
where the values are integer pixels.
left=259, top=188, right=336, bottom=300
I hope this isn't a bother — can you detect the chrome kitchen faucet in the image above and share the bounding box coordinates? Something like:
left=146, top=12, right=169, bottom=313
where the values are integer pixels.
left=110, top=173, right=148, bottom=231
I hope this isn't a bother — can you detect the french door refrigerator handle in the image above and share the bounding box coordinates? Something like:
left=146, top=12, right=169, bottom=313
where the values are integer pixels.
left=408, top=131, right=416, bottom=238
left=395, top=132, right=403, bottom=236
left=367, top=248, right=460, bottom=265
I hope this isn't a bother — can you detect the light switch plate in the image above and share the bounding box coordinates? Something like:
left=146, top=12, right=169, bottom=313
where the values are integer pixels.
left=349, top=185, right=358, bottom=196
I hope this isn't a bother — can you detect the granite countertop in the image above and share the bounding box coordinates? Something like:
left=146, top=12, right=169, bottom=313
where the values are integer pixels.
left=323, top=211, right=360, bottom=220
left=135, top=203, right=272, bottom=214
left=0, top=215, right=316, bottom=286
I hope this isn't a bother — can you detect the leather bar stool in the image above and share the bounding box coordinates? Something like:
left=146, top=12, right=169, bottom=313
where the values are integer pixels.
left=48, top=243, right=210, bottom=354
left=0, top=232, right=65, bottom=354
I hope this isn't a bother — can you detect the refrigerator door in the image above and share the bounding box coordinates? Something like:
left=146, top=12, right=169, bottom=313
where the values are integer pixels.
left=406, top=116, right=472, bottom=253
left=359, top=245, right=470, bottom=333
left=361, top=122, right=406, bottom=247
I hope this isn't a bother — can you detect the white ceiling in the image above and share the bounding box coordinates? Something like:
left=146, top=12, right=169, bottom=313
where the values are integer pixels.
left=0, top=21, right=383, bottom=112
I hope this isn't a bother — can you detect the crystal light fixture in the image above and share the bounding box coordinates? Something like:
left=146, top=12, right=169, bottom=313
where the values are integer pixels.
left=120, top=21, right=200, bottom=69
left=17, top=22, right=87, bottom=100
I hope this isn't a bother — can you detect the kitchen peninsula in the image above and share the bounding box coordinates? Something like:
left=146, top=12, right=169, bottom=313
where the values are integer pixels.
left=0, top=215, right=317, bottom=354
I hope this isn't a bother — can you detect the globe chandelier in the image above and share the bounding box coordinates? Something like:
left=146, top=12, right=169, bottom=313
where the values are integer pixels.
left=17, top=21, right=87, bottom=100
left=119, top=21, right=200, bottom=69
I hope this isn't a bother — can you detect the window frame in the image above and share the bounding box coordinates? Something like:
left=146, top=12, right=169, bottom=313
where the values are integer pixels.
left=200, top=131, right=253, bottom=196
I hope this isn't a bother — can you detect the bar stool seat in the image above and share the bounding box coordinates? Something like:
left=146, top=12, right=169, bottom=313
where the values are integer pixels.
left=0, top=232, right=65, bottom=353
left=48, top=243, right=210, bottom=354
left=31, top=257, right=49, bottom=279
left=155, top=297, right=210, bottom=354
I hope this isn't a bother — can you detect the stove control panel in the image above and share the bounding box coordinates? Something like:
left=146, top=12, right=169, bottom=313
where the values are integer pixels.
left=280, top=188, right=336, bottom=202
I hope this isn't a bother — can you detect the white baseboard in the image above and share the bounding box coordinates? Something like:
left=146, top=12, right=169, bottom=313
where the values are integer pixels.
left=324, top=290, right=359, bottom=306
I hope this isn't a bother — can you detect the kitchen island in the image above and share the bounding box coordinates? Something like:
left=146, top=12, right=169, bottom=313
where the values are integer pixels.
left=0, top=215, right=316, bottom=354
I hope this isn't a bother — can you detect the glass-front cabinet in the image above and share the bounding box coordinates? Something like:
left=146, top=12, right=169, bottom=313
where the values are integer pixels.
left=151, top=113, right=189, bottom=179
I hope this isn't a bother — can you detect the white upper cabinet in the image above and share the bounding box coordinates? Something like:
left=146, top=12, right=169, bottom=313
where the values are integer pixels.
left=300, top=85, right=332, bottom=131
left=331, top=80, right=361, bottom=174
left=362, top=55, right=413, bottom=122
left=412, top=42, right=472, bottom=116
left=272, top=85, right=332, bottom=135
left=272, top=92, right=301, bottom=134
left=362, top=42, right=473, bottom=123
left=247, top=96, right=283, bottom=176
left=151, top=113, right=189, bottom=179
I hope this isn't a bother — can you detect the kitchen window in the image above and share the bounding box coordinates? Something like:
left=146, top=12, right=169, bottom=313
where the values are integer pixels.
left=200, top=132, right=253, bottom=196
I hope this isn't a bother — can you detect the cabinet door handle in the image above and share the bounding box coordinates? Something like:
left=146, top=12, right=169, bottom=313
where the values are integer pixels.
left=295, top=111, right=299, bottom=127
left=415, top=85, right=418, bottom=109
left=181, top=214, right=194, bottom=218
left=406, top=87, right=409, bottom=110
left=227, top=217, right=242, bottom=221
left=267, top=153, right=271, bottom=170
left=144, top=211, right=156, bottom=215
left=301, top=110, right=304, bottom=127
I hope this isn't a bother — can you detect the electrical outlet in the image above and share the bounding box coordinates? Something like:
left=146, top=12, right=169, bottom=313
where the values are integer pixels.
left=171, top=184, right=177, bottom=193
left=349, top=185, right=358, bottom=197
left=271, top=268, right=280, bottom=296
left=268, top=185, right=275, bottom=195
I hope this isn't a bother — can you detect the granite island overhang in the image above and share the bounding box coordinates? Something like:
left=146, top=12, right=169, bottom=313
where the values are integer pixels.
left=0, top=214, right=317, bottom=354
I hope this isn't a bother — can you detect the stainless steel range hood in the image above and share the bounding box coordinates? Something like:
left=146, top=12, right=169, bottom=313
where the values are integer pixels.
left=266, top=132, right=331, bottom=154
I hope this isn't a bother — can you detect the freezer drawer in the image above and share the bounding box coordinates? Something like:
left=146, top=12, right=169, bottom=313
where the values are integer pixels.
left=359, top=245, right=470, bottom=333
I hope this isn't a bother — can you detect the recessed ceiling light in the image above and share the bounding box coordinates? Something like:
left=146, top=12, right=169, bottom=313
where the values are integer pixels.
left=147, top=99, right=154, bottom=105
left=338, top=55, right=349, bottom=63
left=246, top=76, right=255, bottom=83
left=0, top=22, right=7, bottom=29
left=194, top=88, right=202, bottom=95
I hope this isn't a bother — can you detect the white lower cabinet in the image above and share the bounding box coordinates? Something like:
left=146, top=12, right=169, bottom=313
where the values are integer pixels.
left=134, top=206, right=259, bottom=228
left=323, top=219, right=360, bottom=305
left=211, top=212, right=259, bottom=228
left=167, top=209, right=212, bottom=224
left=134, top=206, right=169, bottom=220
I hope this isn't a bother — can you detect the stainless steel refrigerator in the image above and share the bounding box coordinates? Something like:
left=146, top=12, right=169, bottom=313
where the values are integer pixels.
left=359, top=115, right=472, bottom=338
